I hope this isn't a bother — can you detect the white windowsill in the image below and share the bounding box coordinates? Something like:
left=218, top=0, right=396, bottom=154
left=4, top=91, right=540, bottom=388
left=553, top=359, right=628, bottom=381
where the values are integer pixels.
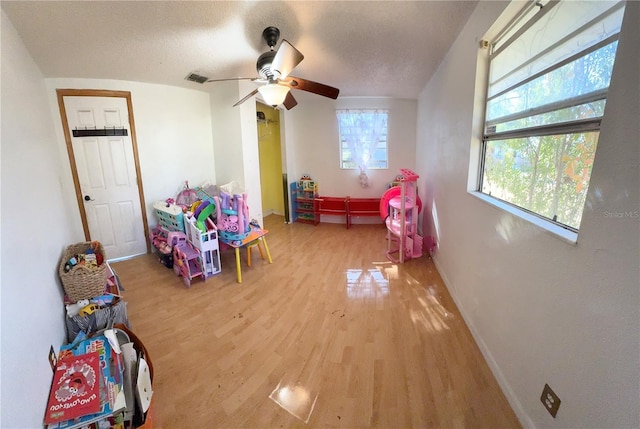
left=469, top=191, right=578, bottom=245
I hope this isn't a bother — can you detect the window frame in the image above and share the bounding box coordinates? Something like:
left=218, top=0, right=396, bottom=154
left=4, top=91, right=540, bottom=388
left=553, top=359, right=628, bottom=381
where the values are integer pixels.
left=475, top=0, right=625, bottom=238
left=336, top=109, right=389, bottom=170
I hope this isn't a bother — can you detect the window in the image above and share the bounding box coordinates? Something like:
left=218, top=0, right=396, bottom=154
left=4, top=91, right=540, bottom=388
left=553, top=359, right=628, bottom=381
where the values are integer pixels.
left=337, top=109, right=388, bottom=170
left=479, top=0, right=626, bottom=231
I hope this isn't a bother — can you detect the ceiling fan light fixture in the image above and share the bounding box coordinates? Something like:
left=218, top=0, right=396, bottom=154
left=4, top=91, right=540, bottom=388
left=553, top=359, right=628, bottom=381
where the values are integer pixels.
left=258, top=84, right=289, bottom=106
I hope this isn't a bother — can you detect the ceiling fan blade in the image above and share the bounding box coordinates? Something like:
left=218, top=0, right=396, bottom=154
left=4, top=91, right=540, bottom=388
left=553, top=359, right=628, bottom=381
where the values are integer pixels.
left=280, top=76, right=340, bottom=99
left=283, top=91, right=298, bottom=110
left=233, top=88, right=260, bottom=107
left=271, top=40, right=304, bottom=80
left=207, top=77, right=259, bottom=83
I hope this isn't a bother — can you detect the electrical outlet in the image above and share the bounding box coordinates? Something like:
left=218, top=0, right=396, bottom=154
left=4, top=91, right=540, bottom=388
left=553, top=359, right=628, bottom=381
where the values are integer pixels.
left=541, top=383, right=561, bottom=418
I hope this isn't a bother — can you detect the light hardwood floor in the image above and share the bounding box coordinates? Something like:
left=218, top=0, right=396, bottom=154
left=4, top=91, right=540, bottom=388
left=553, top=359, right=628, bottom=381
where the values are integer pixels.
left=111, top=215, right=521, bottom=428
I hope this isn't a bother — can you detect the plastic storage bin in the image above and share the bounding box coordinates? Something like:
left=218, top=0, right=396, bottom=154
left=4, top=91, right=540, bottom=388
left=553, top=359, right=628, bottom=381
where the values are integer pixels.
left=153, top=201, right=185, bottom=232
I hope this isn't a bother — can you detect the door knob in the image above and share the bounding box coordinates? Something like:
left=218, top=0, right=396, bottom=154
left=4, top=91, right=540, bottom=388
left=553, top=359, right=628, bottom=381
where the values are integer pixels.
left=84, top=195, right=94, bottom=201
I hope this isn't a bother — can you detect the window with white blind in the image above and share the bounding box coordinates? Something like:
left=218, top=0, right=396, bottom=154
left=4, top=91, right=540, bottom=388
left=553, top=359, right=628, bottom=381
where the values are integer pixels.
left=479, top=0, right=626, bottom=231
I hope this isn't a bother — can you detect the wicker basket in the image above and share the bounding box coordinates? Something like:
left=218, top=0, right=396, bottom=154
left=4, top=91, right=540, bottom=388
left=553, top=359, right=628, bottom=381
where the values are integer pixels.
left=59, top=241, right=107, bottom=302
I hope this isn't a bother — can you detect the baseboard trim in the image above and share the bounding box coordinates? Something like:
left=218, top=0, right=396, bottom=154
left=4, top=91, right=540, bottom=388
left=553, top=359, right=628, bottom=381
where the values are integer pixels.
left=431, top=254, right=534, bottom=429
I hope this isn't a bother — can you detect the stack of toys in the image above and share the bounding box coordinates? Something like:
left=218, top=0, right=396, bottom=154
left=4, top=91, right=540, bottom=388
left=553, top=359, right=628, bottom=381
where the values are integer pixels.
left=214, top=191, right=251, bottom=243
left=63, top=241, right=104, bottom=273
left=45, top=326, right=153, bottom=428
left=150, top=225, right=173, bottom=268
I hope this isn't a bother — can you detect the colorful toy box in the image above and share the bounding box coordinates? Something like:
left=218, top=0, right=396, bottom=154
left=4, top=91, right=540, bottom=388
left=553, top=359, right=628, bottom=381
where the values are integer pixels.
left=214, top=192, right=251, bottom=242
left=152, top=201, right=184, bottom=232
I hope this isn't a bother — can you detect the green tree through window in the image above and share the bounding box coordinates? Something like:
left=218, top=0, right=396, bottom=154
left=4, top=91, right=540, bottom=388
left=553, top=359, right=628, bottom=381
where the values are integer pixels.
left=480, top=0, right=626, bottom=230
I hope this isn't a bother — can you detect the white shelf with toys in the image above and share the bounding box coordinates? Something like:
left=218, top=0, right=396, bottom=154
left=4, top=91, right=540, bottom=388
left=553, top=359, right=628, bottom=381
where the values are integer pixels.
left=183, top=214, right=221, bottom=278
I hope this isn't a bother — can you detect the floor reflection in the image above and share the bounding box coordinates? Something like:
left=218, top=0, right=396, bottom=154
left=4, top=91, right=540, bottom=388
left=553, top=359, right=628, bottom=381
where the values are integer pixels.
left=344, top=263, right=456, bottom=332
left=269, top=379, right=318, bottom=424
left=345, top=265, right=390, bottom=299
left=409, top=284, right=455, bottom=333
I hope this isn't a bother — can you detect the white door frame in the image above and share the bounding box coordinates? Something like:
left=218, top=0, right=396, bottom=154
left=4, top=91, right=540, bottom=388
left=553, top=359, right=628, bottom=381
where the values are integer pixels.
left=56, top=88, right=150, bottom=254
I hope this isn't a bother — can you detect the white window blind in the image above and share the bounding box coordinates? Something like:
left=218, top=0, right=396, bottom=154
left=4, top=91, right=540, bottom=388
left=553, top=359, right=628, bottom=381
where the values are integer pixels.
left=479, top=0, right=626, bottom=230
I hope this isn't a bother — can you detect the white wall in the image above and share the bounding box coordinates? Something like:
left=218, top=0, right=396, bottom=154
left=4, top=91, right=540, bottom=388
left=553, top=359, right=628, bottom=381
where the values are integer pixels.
left=210, top=81, right=245, bottom=188
left=238, top=81, right=264, bottom=225
left=283, top=96, right=417, bottom=198
left=416, top=2, right=639, bottom=428
left=1, top=11, right=77, bottom=427
left=209, top=81, right=264, bottom=226
left=45, top=78, right=215, bottom=230
left=0, top=35, right=218, bottom=423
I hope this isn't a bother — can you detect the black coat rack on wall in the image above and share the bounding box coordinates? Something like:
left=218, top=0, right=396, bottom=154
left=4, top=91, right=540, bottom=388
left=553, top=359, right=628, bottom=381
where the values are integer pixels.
left=72, top=127, right=128, bottom=137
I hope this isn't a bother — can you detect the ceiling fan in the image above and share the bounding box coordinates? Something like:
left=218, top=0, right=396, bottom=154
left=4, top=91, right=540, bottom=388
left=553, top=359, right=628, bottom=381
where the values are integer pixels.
left=201, top=26, right=340, bottom=110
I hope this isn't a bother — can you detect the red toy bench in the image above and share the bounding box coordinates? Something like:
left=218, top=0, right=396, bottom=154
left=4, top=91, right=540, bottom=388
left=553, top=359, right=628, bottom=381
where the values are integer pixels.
left=315, top=196, right=382, bottom=228
left=316, top=196, right=348, bottom=223
left=346, top=197, right=382, bottom=229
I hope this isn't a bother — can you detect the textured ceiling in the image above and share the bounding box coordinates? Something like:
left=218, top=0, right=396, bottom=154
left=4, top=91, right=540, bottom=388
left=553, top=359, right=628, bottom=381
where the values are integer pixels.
left=2, top=1, right=478, bottom=100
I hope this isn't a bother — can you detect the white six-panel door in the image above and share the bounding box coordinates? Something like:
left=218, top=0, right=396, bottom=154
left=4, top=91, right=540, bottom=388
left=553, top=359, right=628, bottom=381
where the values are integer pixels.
left=62, top=96, right=147, bottom=260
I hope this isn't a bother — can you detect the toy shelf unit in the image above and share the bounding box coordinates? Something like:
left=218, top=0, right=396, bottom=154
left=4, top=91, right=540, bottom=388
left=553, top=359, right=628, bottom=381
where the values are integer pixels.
left=292, top=177, right=319, bottom=225
left=184, top=215, right=221, bottom=278
left=385, top=168, right=423, bottom=263
left=153, top=200, right=185, bottom=232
